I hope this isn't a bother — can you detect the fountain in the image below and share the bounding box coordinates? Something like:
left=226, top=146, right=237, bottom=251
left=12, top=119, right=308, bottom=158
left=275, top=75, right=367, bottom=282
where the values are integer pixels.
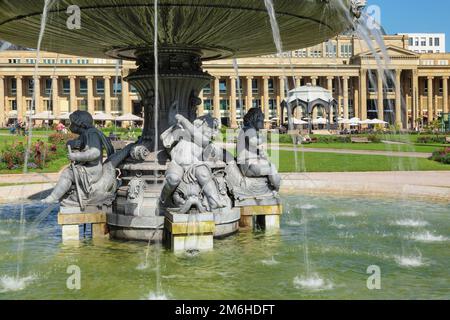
left=0, top=0, right=363, bottom=248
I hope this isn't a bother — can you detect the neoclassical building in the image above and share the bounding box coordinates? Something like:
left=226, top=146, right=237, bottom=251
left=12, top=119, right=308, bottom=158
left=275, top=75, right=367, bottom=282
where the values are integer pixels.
left=0, top=34, right=449, bottom=129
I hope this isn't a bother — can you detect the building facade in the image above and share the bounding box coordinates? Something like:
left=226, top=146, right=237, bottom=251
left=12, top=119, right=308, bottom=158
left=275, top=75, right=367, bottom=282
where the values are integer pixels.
left=0, top=34, right=449, bottom=130
left=399, top=33, right=446, bottom=53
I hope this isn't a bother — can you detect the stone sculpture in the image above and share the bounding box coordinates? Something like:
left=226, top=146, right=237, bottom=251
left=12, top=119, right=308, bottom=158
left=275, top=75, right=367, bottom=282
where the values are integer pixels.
left=42, top=111, right=132, bottom=208
left=226, top=108, right=281, bottom=206
left=160, top=114, right=230, bottom=214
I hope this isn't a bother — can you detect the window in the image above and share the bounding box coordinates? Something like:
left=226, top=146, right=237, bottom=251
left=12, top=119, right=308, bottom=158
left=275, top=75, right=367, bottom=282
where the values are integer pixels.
left=203, top=99, right=212, bottom=111
left=429, top=38, right=433, bottom=46
left=45, top=78, right=52, bottom=95
left=340, top=44, right=353, bottom=58
left=268, top=79, right=275, bottom=94
left=10, top=78, right=17, bottom=95
left=219, top=80, right=227, bottom=94
left=130, top=85, right=137, bottom=94
left=27, top=79, right=34, bottom=95
left=439, top=79, right=443, bottom=94
left=8, top=59, right=20, bottom=64
left=25, top=59, right=36, bottom=64
left=415, top=38, right=419, bottom=46
left=62, top=79, right=70, bottom=95
left=96, top=79, right=105, bottom=94
left=424, top=81, right=428, bottom=94
left=252, top=79, right=259, bottom=94
left=60, top=59, right=73, bottom=64
left=113, top=78, right=122, bottom=94
left=293, top=49, right=307, bottom=58
left=220, top=99, right=228, bottom=111
left=43, top=59, right=56, bottom=64
left=326, top=44, right=337, bottom=57
left=203, top=83, right=211, bottom=94
left=79, top=79, right=88, bottom=95
left=252, top=99, right=261, bottom=108
left=435, top=37, right=440, bottom=46
left=408, top=38, right=414, bottom=46
left=77, top=59, right=89, bottom=64
left=11, top=100, right=17, bottom=111
left=421, top=38, right=426, bottom=46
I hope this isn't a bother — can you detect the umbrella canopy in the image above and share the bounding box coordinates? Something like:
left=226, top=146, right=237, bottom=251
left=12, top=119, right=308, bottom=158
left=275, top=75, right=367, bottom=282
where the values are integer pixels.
left=293, top=118, right=308, bottom=125
left=312, top=117, right=328, bottom=125
left=32, top=111, right=56, bottom=120
left=370, top=119, right=388, bottom=125
left=57, top=112, right=72, bottom=120
left=287, top=84, right=334, bottom=105
left=116, top=113, right=143, bottom=122
left=93, top=112, right=115, bottom=121
left=359, top=119, right=373, bottom=125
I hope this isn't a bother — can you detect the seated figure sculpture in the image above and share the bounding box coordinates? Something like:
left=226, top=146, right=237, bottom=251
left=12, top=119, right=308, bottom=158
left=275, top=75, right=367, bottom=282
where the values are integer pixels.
left=42, top=111, right=132, bottom=208
left=225, top=107, right=281, bottom=205
left=237, top=107, right=281, bottom=189
left=160, top=113, right=229, bottom=213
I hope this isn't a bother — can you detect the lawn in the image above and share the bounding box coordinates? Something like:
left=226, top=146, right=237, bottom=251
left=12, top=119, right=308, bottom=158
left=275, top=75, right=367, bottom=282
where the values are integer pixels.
left=271, top=150, right=450, bottom=173
left=299, top=142, right=442, bottom=154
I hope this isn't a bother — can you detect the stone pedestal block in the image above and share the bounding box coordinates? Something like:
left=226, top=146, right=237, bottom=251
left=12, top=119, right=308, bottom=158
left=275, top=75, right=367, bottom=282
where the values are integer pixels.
left=240, top=205, right=283, bottom=230
left=164, top=212, right=215, bottom=252
left=58, top=209, right=108, bottom=241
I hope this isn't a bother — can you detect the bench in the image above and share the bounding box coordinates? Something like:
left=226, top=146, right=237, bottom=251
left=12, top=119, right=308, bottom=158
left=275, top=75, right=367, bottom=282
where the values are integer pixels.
left=351, top=137, right=370, bottom=143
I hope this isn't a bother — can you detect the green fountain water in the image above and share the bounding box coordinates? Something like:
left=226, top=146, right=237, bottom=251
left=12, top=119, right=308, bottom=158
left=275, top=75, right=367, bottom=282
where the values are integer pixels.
left=0, top=195, right=448, bottom=299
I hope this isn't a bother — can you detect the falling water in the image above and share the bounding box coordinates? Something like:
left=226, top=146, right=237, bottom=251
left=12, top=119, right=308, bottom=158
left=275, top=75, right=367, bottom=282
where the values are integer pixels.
left=232, top=59, right=244, bottom=123
left=113, top=60, right=121, bottom=131
left=15, top=0, right=54, bottom=284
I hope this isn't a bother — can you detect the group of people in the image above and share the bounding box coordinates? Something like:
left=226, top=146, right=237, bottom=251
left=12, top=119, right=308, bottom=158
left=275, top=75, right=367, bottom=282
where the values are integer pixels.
left=8, top=121, right=28, bottom=136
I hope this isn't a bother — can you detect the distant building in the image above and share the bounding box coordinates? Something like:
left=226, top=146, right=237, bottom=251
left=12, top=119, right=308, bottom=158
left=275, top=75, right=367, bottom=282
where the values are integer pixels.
left=1, top=34, right=450, bottom=130
left=399, top=33, right=446, bottom=53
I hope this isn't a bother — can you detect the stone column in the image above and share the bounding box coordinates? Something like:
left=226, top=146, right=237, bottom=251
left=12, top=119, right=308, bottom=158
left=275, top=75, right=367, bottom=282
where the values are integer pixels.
left=262, top=76, right=270, bottom=125
left=443, top=76, right=449, bottom=115
left=327, top=76, right=334, bottom=92
left=0, top=76, right=4, bottom=127
left=213, top=76, right=221, bottom=120
left=295, top=76, right=302, bottom=88
left=16, top=76, right=23, bottom=120
left=246, top=76, right=253, bottom=111
left=33, top=76, right=41, bottom=114
left=377, top=70, right=384, bottom=121
left=51, top=76, right=59, bottom=116
left=354, top=78, right=360, bottom=119
left=197, top=89, right=205, bottom=117
left=427, top=76, right=434, bottom=122
left=69, top=76, right=77, bottom=112
left=278, top=76, right=285, bottom=125
left=343, top=76, right=349, bottom=119
left=87, top=76, right=94, bottom=114
left=395, top=70, right=402, bottom=126
left=229, top=76, right=237, bottom=128
left=412, top=71, right=419, bottom=127
left=360, top=70, right=367, bottom=120
left=121, top=77, right=131, bottom=114
left=311, top=76, right=318, bottom=86
left=104, top=76, right=111, bottom=114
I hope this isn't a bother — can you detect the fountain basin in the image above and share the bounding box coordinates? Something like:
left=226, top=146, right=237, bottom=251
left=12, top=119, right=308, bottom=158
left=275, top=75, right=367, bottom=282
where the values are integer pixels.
left=1, top=194, right=448, bottom=299
left=0, top=0, right=355, bottom=60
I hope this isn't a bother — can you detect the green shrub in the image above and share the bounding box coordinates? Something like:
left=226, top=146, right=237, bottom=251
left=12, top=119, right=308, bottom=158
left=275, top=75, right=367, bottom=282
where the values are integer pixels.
left=429, top=148, right=450, bottom=164
left=48, top=132, right=78, bottom=145
left=417, top=136, right=446, bottom=144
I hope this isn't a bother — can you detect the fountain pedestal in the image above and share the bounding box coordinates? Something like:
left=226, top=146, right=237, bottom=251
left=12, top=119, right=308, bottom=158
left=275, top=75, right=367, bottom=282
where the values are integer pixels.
left=164, top=212, right=215, bottom=252
left=239, top=205, right=283, bottom=230
left=58, top=207, right=109, bottom=241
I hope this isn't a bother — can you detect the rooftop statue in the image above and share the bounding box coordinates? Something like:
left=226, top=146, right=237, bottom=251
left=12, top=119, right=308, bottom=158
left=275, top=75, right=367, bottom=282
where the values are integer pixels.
left=42, top=111, right=132, bottom=209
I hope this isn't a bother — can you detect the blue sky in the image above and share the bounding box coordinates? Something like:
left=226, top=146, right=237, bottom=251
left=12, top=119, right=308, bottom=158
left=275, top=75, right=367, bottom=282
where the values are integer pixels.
left=367, top=0, right=450, bottom=51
